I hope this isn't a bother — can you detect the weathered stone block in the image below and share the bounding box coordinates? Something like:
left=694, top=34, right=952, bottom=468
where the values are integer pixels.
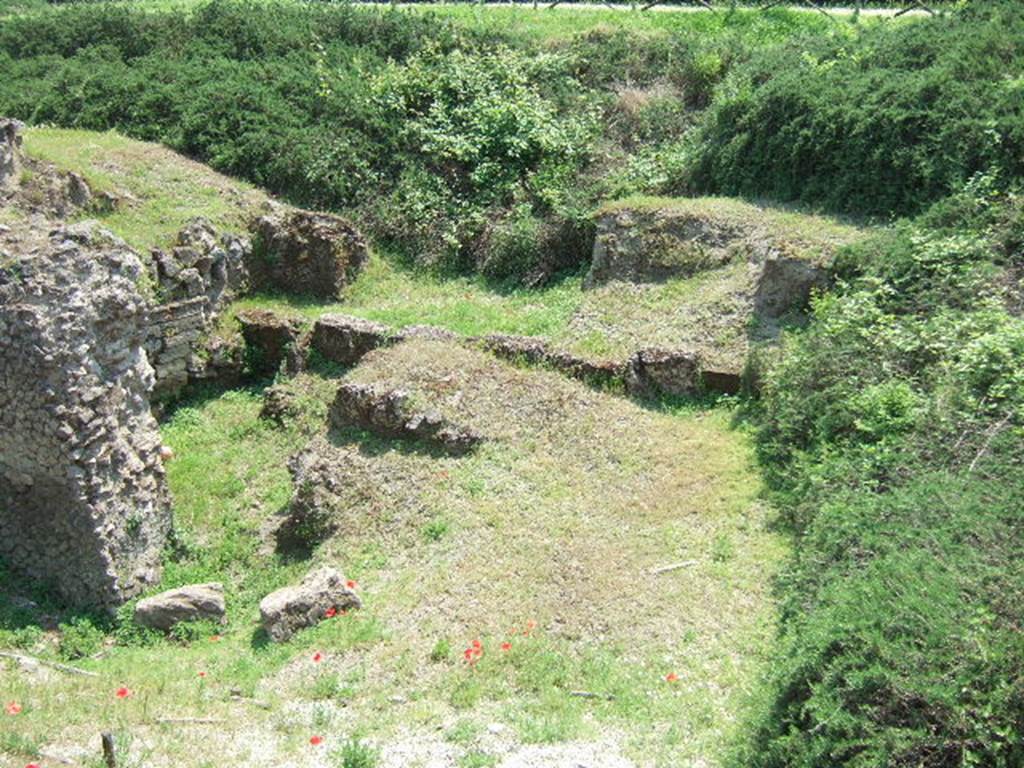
left=237, top=309, right=304, bottom=376
left=250, top=208, right=368, bottom=299
left=134, top=582, right=226, bottom=631
left=259, top=566, right=360, bottom=643
left=329, top=382, right=483, bottom=455
left=310, top=313, right=390, bottom=366
left=625, top=347, right=702, bottom=398
left=753, top=257, right=829, bottom=319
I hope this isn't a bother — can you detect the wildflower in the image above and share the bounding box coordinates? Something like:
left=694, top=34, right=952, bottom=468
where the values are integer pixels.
left=523, top=620, right=537, bottom=636
left=198, top=671, right=207, bottom=678
left=5, top=702, right=22, bottom=715
left=310, top=735, right=324, bottom=746
left=313, top=652, right=323, bottom=663
left=209, top=634, right=221, bottom=643
left=26, top=764, right=41, bottom=768
left=115, top=687, right=131, bottom=699
left=665, top=673, right=679, bottom=683
left=325, top=607, right=338, bottom=618
left=500, top=642, right=512, bottom=652
left=471, top=639, right=482, bottom=650
left=346, top=579, right=358, bottom=590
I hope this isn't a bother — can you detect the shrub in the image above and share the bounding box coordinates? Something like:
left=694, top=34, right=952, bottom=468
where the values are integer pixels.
left=332, top=737, right=379, bottom=768
left=693, top=1, right=1024, bottom=218
left=740, top=183, right=1024, bottom=767
left=58, top=616, right=105, bottom=660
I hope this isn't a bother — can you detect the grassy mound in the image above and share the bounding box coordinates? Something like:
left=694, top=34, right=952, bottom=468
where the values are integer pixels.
left=22, top=126, right=268, bottom=250
left=0, top=342, right=784, bottom=767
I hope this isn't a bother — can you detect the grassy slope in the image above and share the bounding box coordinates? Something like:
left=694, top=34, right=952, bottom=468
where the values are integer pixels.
left=0, top=346, right=785, bottom=768
left=21, top=127, right=268, bottom=251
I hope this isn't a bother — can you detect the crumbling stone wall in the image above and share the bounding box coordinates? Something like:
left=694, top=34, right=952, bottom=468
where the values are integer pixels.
left=251, top=208, right=368, bottom=299
left=145, top=219, right=250, bottom=400
left=0, top=222, right=172, bottom=609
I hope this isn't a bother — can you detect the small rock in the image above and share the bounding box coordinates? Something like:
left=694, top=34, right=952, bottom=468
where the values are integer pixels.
left=259, top=566, right=361, bottom=643
left=134, top=583, right=226, bottom=632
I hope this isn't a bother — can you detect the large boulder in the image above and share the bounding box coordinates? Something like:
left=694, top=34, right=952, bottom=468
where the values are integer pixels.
left=625, top=348, right=702, bottom=398
left=329, top=382, right=483, bottom=455
left=310, top=314, right=391, bottom=367
left=250, top=209, right=368, bottom=299
left=259, top=566, right=361, bottom=643
left=134, top=583, right=226, bottom=632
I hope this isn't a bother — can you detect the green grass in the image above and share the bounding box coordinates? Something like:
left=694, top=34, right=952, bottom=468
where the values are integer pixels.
left=20, top=126, right=267, bottom=251
left=397, top=3, right=863, bottom=43
left=0, top=344, right=785, bottom=767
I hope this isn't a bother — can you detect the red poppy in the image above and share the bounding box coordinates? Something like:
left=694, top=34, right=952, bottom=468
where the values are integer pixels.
left=471, top=639, right=482, bottom=650
left=5, top=702, right=22, bottom=715
left=523, top=620, right=537, bottom=636
left=209, top=635, right=221, bottom=643
left=310, top=735, right=324, bottom=746
left=346, top=580, right=358, bottom=590
left=325, top=607, right=338, bottom=618
left=198, top=671, right=207, bottom=678
left=115, top=687, right=131, bottom=699
left=665, top=673, right=679, bottom=683
left=500, top=642, right=512, bottom=652
left=26, top=764, right=41, bottom=768
left=313, top=652, right=323, bottom=663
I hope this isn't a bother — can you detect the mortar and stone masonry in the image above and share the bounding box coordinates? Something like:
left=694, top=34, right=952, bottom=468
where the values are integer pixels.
left=0, top=118, right=369, bottom=608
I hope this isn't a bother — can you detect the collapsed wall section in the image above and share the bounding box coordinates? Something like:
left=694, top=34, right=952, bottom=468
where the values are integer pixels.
left=0, top=223, right=172, bottom=608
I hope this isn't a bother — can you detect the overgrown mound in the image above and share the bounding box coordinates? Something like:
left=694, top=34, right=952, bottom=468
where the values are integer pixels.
left=0, top=0, right=840, bottom=281
left=693, top=1, right=1024, bottom=217
left=739, top=180, right=1024, bottom=767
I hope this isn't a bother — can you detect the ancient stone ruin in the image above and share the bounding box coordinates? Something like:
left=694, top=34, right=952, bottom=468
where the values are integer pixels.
left=0, top=222, right=173, bottom=609
left=0, top=118, right=374, bottom=609
left=330, top=382, right=484, bottom=455
left=251, top=208, right=368, bottom=299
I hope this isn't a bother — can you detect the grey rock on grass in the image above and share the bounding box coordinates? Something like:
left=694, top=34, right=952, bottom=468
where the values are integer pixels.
left=134, top=583, right=226, bottom=631
left=259, top=566, right=361, bottom=643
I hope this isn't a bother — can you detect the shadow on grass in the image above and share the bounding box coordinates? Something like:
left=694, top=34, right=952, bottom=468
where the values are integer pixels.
left=0, top=557, right=111, bottom=641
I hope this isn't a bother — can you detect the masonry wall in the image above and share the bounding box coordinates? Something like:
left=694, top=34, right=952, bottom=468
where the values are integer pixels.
left=0, top=224, right=172, bottom=608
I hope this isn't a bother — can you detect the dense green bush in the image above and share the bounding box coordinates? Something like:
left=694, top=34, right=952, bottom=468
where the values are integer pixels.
left=741, top=179, right=1024, bottom=767
left=693, top=1, right=1024, bottom=217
